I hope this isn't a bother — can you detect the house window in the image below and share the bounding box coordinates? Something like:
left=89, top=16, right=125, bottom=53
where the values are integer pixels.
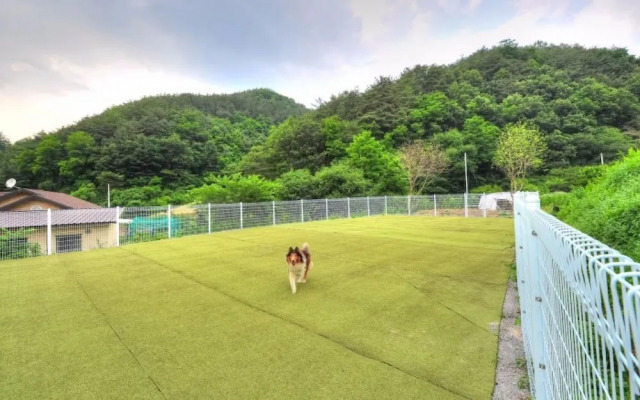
left=9, top=238, right=27, bottom=246
left=56, top=234, right=82, bottom=253
left=30, top=205, right=43, bottom=210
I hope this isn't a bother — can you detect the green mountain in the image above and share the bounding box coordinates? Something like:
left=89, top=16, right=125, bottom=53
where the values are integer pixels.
left=1, top=40, right=639, bottom=205
left=240, top=40, right=640, bottom=193
left=0, top=89, right=307, bottom=201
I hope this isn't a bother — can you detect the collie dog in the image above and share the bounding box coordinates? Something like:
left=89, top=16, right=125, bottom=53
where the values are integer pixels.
left=285, top=243, right=312, bottom=294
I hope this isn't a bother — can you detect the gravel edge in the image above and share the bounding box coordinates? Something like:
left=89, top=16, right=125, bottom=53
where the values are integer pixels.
left=492, top=279, right=531, bottom=400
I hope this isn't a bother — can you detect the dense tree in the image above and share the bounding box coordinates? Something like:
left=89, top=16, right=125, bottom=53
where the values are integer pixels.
left=3, top=42, right=640, bottom=205
left=410, top=91, right=464, bottom=137
left=314, top=163, right=370, bottom=198
left=276, top=169, right=320, bottom=200
left=188, top=174, right=280, bottom=203
left=346, top=131, right=407, bottom=194
left=0, top=133, right=11, bottom=180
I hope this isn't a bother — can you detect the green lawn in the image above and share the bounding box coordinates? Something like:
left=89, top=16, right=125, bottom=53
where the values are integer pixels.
left=0, top=216, right=514, bottom=399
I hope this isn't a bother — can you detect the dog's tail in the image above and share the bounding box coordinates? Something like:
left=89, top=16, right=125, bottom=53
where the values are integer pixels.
left=301, top=242, right=310, bottom=254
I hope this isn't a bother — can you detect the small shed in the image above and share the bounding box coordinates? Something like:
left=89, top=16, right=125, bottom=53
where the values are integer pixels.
left=478, top=192, right=514, bottom=210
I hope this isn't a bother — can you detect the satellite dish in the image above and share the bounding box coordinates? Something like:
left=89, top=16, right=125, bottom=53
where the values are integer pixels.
left=5, top=178, right=16, bottom=189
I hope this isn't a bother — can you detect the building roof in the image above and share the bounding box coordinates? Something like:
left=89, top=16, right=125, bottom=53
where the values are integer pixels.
left=0, top=188, right=100, bottom=211
left=0, top=208, right=120, bottom=228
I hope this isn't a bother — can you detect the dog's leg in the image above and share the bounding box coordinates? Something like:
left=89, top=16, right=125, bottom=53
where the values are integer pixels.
left=289, top=270, right=297, bottom=294
left=301, top=261, right=312, bottom=282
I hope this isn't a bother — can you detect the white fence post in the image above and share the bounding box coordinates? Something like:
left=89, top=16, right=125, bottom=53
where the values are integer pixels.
left=240, top=202, right=243, bottom=229
left=115, top=206, right=120, bottom=246
left=301, top=199, right=304, bottom=223
left=433, top=194, right=437, bottom=216
left=272, top=201, right=276, bottom=226
left=517, top=192, right=547, bottom=398
left=325, top=198, right=329, bottom=220
left=208, top=203, right=212, bottom=233
left=464, top=192, right=468, bottom=217
left=482, top=193, right=486, bottom=218
left=384, top=195, right=388, bottom=215
left=167, top=205, right=172, bottom=238
left=367, top=196, right=370, bottom=216
left=347, top=197, right=351, bottom=218
left=47, top=209, right=52, bottom=255
left=407, top=195, right=411, bottom=215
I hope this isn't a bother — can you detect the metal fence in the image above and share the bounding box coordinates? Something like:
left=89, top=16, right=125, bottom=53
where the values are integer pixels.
left=0, top=193, right=512, bottom=261
left=514, top=192, right=640, bottom=399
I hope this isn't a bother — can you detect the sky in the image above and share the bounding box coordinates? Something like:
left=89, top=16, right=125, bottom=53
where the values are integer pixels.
left=1, top=0, right=639, bottom=142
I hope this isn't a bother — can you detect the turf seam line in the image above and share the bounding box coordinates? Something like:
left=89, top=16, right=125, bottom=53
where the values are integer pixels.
left=62, top=262, right=168, bottom=400
left=202, top=235, right=500, bottom=335
left=121, top=248, right=477, bottom=400
left=275, top=224, right=510, bottom=251
left=396, top=275, right=496, bottom=336
left=200, top=234, right=506, bottom=288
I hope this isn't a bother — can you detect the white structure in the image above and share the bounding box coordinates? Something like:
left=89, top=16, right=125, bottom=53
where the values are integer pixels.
left=478, top=192, right=514, bottom=211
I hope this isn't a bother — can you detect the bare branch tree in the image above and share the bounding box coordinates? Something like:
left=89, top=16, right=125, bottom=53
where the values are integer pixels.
left=400, top=141, right=449, bottom=195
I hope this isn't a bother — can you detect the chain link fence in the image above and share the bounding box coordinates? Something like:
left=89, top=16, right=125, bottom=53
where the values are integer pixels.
left=0, top=193, right=511, bottom=261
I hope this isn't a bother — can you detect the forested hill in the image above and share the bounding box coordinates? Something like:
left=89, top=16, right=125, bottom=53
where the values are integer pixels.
left=0, top=88, right=308, bottom=198
left=1, top=41, right=640, bottom=206
left=239, top=41, right=640, bottom=193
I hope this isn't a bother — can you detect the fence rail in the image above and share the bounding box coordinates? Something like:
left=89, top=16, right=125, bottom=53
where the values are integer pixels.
left=515, top=192, right=640, bottom=399
left=0, top=193, right=512, bottom=261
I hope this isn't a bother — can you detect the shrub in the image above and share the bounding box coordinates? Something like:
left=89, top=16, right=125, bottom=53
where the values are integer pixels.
left=315, top=162, right=370, bottom=198
left=470, top=184, right=504, bottom=194
left=276, top=169, right=320, bottom=200
left=189, top=173, right=281, bottom=203
left=0, top=229, right=42, bottom=260
left=558, top=149, right=640, bottom=261
left=540, top=192, right=571, bottom=215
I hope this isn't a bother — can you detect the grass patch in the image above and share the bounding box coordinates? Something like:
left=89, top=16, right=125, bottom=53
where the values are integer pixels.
left=509, top=260, right=517, bottom=283
left=0, top=216, right=514, bottom=399
left=518, top=375, right=531, bottom=390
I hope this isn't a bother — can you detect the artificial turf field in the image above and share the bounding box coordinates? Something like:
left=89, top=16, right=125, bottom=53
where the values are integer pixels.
left=0, top=216, right=514, bottom=399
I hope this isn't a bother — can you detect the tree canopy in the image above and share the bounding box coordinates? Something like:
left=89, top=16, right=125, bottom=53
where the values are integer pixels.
left=1, top=41, right=639, bottom=205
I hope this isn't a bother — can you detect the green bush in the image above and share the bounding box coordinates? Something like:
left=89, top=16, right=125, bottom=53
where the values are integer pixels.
left=0, top=229, right=42, bottom=260
left=276, top=169, right=320, bottom=200
left=189, top=173, right=281, bottom=203
left=544, top=165, right=606, bottom=190
left=558, top=149, right=640, bottom=261
left=540, top=192, right=571, bottom=215
left=470, top=184, right=504, bottom=194
left=315, top=162, right=371, bottom=198
left=519, top=179, right=549, bottom=194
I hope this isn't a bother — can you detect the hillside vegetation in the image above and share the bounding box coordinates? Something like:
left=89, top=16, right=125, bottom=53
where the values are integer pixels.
left=1, top=40, right=639, bottom=205
left=551, top=149, right=640, bottom=261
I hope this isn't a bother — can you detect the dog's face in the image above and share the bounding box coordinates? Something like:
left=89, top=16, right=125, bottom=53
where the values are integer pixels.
left=286, top=247, right=304, bottom=266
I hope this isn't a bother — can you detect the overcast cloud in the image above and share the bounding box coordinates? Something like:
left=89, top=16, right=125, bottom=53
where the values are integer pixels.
left=1, top=0, right=639, bottom=142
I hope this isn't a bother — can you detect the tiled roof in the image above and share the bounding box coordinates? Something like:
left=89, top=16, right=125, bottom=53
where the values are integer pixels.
left=24, top=189, right=100, bottom=209
left=0, top=188, right=100, bottom=211
left=0, top=208, right=120, bottom=228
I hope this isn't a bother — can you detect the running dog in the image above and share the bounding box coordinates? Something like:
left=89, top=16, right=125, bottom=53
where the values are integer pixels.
left=285, top=243, right=312, bottom=294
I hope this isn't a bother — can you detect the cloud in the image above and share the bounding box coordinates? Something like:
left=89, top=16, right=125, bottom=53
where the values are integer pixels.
left=0, top=0, right=363, bottom=90
left=0, top=0, right=363, bottom=141
left=1, top=0, right=639, bottom=142
left=275, top=0, right=640, bottom=111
